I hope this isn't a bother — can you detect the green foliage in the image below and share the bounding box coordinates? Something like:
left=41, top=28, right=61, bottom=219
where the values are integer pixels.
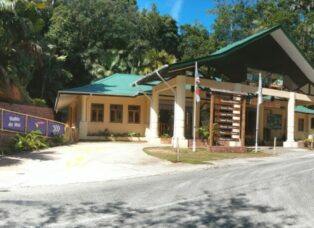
left=179, top=23, right=215, bottom=61
left=48, top=134, right=68, bottom=147
left=89, top=129, right=141, bottom=137
left=12, top=130, right=48, bottom=152
left=1, top=0, right=313, bottom=108
left=31, top=98, right=47, bottom=106
left=199, top=127, right=210, bottom=139
left=127, top=132, right=141, bottom=137
left=161, top=133, right=171, bottom=138
left=141, top=49, right=176, bottom=74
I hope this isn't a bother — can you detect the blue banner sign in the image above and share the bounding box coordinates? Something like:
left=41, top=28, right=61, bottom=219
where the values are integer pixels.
left=27, top=117, right=48, bottom=135
left=3, top=111, right=26, bottom=132
left=48, top=121, right=65, bottom=137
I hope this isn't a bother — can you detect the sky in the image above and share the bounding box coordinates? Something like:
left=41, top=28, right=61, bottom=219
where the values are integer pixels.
left=137, top=0, right=216, bottom=31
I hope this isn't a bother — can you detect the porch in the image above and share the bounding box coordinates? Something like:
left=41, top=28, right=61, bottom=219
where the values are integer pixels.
left=133, top=26, right=314, bottom=149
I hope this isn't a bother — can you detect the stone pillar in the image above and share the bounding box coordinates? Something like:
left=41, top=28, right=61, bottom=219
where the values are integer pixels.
left=173, top=76, right=188, bottom=147
left=284, top=92, right=298, bottom=148
left=79, top=95, right=88, bottom=139
left=149, top=89, right=159, bottom=142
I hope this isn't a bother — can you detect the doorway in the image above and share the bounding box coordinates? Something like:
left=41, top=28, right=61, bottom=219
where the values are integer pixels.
left=246, top=108, right=256, bottom=145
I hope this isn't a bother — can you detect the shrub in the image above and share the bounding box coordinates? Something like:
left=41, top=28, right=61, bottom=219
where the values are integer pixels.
left=199, top=127, right=209, bottom=139
left=88, top=129, right=111, bottom=137
left=49, top=134, right=68, bottom=147
left=128, top=132, right=141, bottom=137
left=304, top=138, right=314, bottom=148
left=12, top=130, right=48, bottom=152
left=161, top=133, right=171, bottom=138
left=32, top=98, right=47, bottom=107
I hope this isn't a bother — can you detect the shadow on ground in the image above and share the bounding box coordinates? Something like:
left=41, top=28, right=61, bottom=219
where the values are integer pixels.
left=0, top=157, right=22, bottom=167
left=0, top=192, right=298, bottom=227
left=0, top=151, right=57, bottom=168
left=11, top=151, right=56, bottom=161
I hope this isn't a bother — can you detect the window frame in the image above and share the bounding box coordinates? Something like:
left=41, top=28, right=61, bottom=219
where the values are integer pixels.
left=110, top=104, right=123, bottom=123
left=90, top=103, right=104, bottom=122
left=128, top=105, right=141, bottom=124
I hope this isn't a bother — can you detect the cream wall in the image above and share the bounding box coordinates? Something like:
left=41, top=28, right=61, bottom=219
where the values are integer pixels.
left=294, top=112, right=310, bottom=140
left=84, top=95, right=149, bottom=136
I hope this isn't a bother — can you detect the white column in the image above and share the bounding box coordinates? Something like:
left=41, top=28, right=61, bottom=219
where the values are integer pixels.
left=173, top=76, right=188, bottom=147
left=149, top=89, right=159, bottom=142
left=79, top=95, right=88, bottom=139
left=284, top=92, right=298, bottom=148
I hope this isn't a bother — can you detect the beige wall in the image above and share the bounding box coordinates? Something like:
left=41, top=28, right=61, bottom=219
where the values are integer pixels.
left=84, top=95, right=149, bottom=136
left=66, top=92, right=314, bottom=141
left=294, top=112, right=310, bottom=140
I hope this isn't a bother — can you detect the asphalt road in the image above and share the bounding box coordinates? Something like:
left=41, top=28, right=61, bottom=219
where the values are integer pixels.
left=1, top=152, right=314, bottom=227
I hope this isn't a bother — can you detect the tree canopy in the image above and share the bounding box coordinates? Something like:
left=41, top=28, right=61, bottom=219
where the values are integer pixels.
left=0, top=0, right=313, bottom=106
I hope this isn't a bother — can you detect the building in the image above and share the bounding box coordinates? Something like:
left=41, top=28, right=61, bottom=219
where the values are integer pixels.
left=55, top=26, right=314, bottom=148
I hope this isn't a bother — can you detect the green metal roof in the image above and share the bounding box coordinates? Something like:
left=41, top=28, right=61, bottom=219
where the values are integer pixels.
left=60, top=74, right=152, bottom=97
left=295, top=106, right=314, bottom=114
left=135, top=26, right=285, bottom=85
left=169, top=26, right=281, bottom=70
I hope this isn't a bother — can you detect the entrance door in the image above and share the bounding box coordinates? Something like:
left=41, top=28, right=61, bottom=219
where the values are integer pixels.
left=245, top=109, right=256, bottom=145
left=185, top=106, right=193, bottom=139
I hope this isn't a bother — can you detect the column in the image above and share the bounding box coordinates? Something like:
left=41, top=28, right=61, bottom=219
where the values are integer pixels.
left=79, top=95, right=88, bottom=139
left=283, top=92, right=298, bottom=147
left=173, top=76, right=188, bottom=147
left=149, top=89, right=159, bottom=142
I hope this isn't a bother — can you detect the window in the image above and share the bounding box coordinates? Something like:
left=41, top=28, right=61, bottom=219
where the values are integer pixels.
left=91, top=104, right=104, bottom=122
left=128, top=105, right=140, bottom=123
left=311, top=118, right=314, bottom=129
left=110, top=104, right=123, bottom=123
left=298, top=118, right=304, bottom=131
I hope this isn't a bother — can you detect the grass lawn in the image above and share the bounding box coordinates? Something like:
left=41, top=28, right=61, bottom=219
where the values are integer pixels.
left=143, top=147, right=271, bottom=164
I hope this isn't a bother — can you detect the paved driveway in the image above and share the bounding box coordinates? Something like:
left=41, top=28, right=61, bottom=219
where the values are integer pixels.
left=1, top=147, right=314, bottom=227
left=0, top=142, right=203, bottom=188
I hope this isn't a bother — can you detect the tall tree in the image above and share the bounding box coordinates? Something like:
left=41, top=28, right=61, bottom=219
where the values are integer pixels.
left=178, top=23, right=215, bottom=61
